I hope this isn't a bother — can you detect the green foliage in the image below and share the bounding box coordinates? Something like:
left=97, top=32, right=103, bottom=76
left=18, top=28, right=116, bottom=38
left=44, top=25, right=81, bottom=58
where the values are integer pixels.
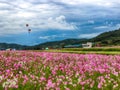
left=1, top=28, right=120, bottom=50
left=46, top=48, right=120, bottom=55
left=63, top=48, right=120, bottom=51
left=92, top=28, right=120, bottom=45
left=0, top=43, right=27, bottom=50
left=30, top=28, right=120, bottom=49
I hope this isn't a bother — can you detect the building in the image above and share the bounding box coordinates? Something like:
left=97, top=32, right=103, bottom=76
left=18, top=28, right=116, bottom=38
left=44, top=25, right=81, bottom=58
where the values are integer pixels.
left=82, top=42, right=92, bottom=48
left=64, top=44, right=82, bottom=48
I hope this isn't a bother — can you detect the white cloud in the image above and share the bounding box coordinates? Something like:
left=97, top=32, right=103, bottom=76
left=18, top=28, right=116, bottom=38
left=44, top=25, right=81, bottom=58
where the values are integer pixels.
left=88, top=20, right=95, bottom=24
left=44, top=15, right=76, bottom=30
left=94, top=26, right=110, bottom=29
left=94, top=24, right=120, bottom=30
left=24, top=15, right=76, bottom=30
left=39, top=35, right=59, bottom=40
left=59, top=0, right=119, bottom=7
left=78, top=33, right=100, bottom=38
left=39, top=34, right=67, bottom=40
left=0, top=0, right=119, bottom=36
left=15, top=11, right=36, bottom=18
left=0, top=2, right=9, bottom=7
left=39, top=36, right=50, bottom=40
left=0, top=0, right=76, bottom=35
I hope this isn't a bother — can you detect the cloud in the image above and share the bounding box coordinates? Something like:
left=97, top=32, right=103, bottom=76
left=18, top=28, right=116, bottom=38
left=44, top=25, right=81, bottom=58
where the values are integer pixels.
left=78, top=33, right=100, bottom=38
left=94, top=26, right=110, bottom=29
left=58, top=0, right=120, bottom=7
left=87, top=20, right=95, bottom=24
left=39, top=36, right=50, bottom=40
left=15, top=12, right=36, bottom=18
left=44, top=15, right=76, bottom=30
left=39, top=34, right=67, bottom=40
left=0, top=0, right=120, bottom=45
left=0, top=0, right=77, bottom=35
left=53, top=0, right=120, bottom=21
left=94, top=24, right=120, bottom=30
left=24, top=15, right=76, bottom=30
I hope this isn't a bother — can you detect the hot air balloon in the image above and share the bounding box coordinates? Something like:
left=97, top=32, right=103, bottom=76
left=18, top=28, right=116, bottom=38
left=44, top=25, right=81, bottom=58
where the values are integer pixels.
left=26, top=24, right=32, bottom=33
left=28, top=29, right=31, bottom=33
left=26, top=24, right=29, bottom=27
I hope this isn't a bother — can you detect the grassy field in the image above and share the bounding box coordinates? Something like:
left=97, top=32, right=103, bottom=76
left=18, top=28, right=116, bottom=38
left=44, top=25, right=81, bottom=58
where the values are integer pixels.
left=44, top=47, right=120, bottom=55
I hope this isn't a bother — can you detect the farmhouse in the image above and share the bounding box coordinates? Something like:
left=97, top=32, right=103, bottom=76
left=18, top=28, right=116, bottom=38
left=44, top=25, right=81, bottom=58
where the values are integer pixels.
left=64, top=44, right=82, bottom=48
left=82, top=42, right=92, bottom=48
left=63, top=42, right=93, bottom=48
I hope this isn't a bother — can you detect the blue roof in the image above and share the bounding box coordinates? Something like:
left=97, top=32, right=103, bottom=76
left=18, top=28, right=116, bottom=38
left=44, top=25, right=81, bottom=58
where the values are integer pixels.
left=64, top=44, right=82, bottom=48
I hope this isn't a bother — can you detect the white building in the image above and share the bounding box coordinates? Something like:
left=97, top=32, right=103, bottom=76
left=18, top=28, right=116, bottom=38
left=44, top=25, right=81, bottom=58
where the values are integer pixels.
left=82, top=42, right=92, bottom=48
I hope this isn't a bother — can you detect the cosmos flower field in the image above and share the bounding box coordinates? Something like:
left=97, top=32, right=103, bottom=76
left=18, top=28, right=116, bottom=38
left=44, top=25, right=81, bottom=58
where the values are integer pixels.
left=0, top=51, right=120, bottom=90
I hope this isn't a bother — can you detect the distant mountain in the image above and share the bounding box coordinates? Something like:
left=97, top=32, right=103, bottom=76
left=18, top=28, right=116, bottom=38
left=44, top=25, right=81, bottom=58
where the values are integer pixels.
left=31, top=28, right=120, bottom=49
left=91, top=28, right=120, bottom=46
left=0, top=43, right=27, bottom=50
left=27, top=39, right=88, bottom=50
left=0, top=28, right=120, bottom=50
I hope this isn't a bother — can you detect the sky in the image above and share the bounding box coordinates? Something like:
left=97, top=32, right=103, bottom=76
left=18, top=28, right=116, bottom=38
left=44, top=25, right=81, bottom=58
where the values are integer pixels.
left=0, top=0, right=120, bottom=45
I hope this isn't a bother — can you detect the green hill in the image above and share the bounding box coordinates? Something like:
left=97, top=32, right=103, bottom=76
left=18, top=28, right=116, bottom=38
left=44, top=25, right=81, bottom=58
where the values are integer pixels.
left=0, top=28, right=120, bottom=50
left=23, top=28, right=120, bottom=49
left=26, top=39, right=88, bottom=50
left=92, top=28, right=120, bottom=46
left=0, top=43, right=27, bottom=50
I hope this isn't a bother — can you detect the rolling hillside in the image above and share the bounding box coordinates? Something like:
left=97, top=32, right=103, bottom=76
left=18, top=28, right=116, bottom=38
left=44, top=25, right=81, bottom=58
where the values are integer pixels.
left=31, top=28, right=120, bottom=49
left=0, top=28, right=120, bottom=50
left=92, top=28, right=120, bottom=46
left=0, top=43, right=27, bottom=50
left=26, top=39, right=88, bottom=50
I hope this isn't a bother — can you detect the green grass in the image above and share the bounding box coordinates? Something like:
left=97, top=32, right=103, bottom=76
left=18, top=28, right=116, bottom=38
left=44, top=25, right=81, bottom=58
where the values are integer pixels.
left=63, top=48, right=120, bottom=51
left=43, top=47, right=120, bottom=55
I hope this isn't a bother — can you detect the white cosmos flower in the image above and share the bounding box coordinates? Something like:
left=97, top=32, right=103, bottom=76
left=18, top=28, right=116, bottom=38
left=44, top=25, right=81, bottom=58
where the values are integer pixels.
left=0, top=76, right=3, bottom=81
left=2, top=78, right=18, bottom=88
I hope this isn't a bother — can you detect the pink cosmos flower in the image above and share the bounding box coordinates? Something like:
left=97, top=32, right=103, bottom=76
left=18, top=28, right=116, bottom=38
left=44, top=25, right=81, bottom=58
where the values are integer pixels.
left=46, top=80, right=55, bottom=89
left=98, top=83, right=102, bottom=88
left=40, top=76, right=46, bottom=81
left=6, top=69, right=10, bottom=74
